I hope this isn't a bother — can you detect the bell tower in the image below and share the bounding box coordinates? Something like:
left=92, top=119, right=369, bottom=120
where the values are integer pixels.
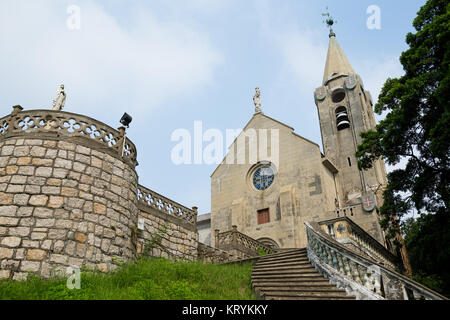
left=314, top=22, right=388, bottom=242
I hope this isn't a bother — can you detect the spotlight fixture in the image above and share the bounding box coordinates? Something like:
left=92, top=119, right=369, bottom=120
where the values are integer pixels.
left=120, top=112, right=132, bottom=128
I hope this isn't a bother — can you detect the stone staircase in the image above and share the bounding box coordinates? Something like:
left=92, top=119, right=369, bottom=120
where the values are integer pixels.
left=251, top=248, right=355, bottom=300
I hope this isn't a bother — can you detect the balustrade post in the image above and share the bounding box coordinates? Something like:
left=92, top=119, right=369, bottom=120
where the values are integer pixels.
left=192, top=207, right=198, bottom=227
left=360, top=266, right=371, bottom=288
left=330, top=249, right=339, bottom=269
left=117, top=126, right=126, bottom=157
left=343, top=257, right=352, bottom=278
left=326, top=247, right=333, bottom=266
left=350, top=261, right=362, bottom=284
left=321, top=244, right=328, bottom=263
left=337, top=253, right=344, bottom=274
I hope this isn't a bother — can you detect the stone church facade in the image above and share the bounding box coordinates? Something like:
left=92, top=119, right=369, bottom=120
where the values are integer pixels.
left=208, top=32, right=389, bottom=250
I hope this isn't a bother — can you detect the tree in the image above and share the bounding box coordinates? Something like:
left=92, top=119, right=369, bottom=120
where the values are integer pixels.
left=356, top=0, right=450, bottom=294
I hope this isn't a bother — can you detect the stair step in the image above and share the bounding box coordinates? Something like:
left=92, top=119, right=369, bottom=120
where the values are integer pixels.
left=251, top=273, right=322, bottom=280
left=256, top=258, right=310, bottom=267
left=253, top=282, right=333, bottom=288
left=260, top=290, right=349, bottom=297
left=265, top=295, right=355, bottom=300
left=257, top=253, right=308, bottom=263
left=259, top=287, right=347, bottom=294
left=252, top=279, right=330, bottom=285
left=252, top=268, right=317, bottom=276
left=253, top=262, right=313, bottom=271
left=259, top=249, right=306, bottom=260
left=260, top=248, right=305, bottom=256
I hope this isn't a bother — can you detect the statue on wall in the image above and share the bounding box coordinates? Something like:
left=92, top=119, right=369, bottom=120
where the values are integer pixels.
left=52, top=84, right=66, bottom=111
left=253, top=87, right=262, bottom=114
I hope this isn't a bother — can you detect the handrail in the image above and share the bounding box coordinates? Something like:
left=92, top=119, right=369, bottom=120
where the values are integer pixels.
left=137, top=184, right=197, bottom=225
left=318, top=217, right=400, bottom=270
left=305, top=221, right=447, bottom=300
left=0, top=108, right=137, bottom=166
left=215, top=226, right=273, bottom=258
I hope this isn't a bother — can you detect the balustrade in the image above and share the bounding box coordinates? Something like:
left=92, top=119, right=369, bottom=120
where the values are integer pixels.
left=305, top=222, right=446, bottom=300
left=215, top=226, right=273, bottom=258
left=137, top=185, right=197, bottom=225
left=0, top=108, right=137, bottom=166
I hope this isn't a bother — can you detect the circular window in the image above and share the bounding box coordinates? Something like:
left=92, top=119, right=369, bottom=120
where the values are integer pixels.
left=253, top=165, right=275, bottom=191
left=331, top=88, right=346, bottom=103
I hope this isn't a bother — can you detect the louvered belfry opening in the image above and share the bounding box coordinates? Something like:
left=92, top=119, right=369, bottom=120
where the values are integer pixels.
left=336, top=106, right=350, bottom=131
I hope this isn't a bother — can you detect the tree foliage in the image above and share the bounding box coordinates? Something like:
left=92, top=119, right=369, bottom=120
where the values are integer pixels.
left=356, top=0, right=450, bottom=294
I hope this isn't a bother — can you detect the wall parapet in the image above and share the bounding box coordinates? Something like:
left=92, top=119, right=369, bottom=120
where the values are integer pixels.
left=0, top=107, right=137, bottom=168
left=214, top=226, right=273, bottom=259
left=137, top=185, right=197, bottom=225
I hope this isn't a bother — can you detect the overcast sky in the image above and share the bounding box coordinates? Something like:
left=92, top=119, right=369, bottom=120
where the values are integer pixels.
left=0, top=0, right=426, bottom=215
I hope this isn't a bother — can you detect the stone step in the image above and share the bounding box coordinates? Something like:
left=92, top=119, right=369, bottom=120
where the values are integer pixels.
left=251, top=273, right=322, bottom=280
left=252, top=267, right=317, bottom=276
left=274, top=248, right=300, bottom=252
left=265, top=295, right=356, bottom=300
left=259, top=249, right=306, bottom=259
left=253, top=261, right=312, bottom=271
left=255, top=257, right=311, bottom=267
left=257, top=252, right=308, bottom=263
left=259, top=287, right=348, bottom=295
left=252, top=281, right=333, bottom=288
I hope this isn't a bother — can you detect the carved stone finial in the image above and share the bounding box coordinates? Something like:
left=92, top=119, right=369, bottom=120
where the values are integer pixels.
left=52, top=84, right=66, bottom=111
left=11, top=105, right=23, bottom=115
left=253, top=87, right=262, bottom=114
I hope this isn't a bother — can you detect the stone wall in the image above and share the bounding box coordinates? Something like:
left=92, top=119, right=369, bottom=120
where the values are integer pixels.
left=0, top=136, right=138, bottom=280
left=136, top=206, right=198, bottom=261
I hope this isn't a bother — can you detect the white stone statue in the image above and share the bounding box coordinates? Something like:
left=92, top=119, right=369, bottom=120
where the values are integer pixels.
left=253, top=87, right=262, bottom=114
left=52, top=84, right=66, bottom=111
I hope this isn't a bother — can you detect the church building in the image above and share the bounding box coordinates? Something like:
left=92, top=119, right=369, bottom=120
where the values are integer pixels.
left=203, top=29, right=390, bottom=251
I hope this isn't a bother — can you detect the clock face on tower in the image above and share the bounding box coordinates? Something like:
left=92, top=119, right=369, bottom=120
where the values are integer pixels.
left=253, top=165, right=275, bottom=191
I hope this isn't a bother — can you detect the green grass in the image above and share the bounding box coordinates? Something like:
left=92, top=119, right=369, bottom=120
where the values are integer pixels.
left=0, top=258, right=256, bottom=300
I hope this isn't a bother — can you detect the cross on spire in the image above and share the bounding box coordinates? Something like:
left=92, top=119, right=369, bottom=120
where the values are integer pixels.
left=322, top=7, right=337, bottom=38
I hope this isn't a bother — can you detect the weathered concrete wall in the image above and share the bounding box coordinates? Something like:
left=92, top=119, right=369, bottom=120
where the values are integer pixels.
left=0, top=137, right=138, bottom=280
left=136, top=205, right=198, bottom=261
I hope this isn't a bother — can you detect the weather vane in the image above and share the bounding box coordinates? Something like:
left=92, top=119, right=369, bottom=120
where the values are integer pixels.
left=322, top=7, right=337, bottom=37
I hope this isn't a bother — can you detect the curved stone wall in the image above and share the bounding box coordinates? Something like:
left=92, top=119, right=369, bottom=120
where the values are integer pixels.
left=0, top=133, right=138, bottom=280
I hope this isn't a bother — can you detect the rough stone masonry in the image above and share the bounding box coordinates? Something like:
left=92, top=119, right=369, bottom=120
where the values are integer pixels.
left=0, top=132, right=198, bottom=281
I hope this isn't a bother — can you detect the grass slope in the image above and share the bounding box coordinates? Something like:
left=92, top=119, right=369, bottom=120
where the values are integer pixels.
left=0, top=258, right=256, bottom=300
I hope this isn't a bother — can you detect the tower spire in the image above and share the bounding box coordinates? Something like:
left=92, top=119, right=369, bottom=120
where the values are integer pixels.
left=321, top=9, right=354, bottom=85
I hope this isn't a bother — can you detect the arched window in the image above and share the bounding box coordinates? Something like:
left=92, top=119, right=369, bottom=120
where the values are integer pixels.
left=336, top=106, right=350, bottom=131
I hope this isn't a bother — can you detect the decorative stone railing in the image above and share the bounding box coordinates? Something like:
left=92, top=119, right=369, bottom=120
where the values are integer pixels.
left=214, top=226, right=273, bottom=258
left=305, top=221, right=447, bottom=300
left=137, top=184, right=197, bottom=225
left=318, top=217, right=400, bottom=271
left=197, top=242, right=237, bottom=264
left=0, top=106, right=137, bottom=166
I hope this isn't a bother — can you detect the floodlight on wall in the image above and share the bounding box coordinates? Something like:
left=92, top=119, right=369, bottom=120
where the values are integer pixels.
left=120, top=112, right=132, bottom=128
left=119, top=113, right=132, bottom=157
